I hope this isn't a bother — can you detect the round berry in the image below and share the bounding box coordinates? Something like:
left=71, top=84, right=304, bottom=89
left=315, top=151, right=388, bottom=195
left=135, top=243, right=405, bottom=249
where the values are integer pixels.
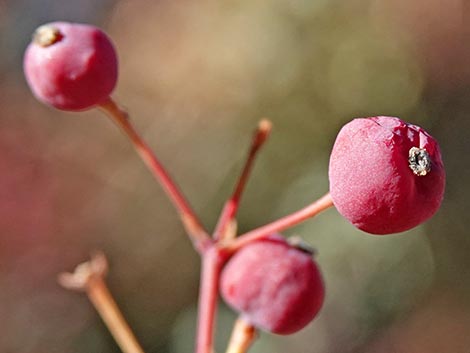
left=328, top=116, right=445, bottom=235
left=24, top=22, right=118, bottom=111
left=220, top=235, right=325, bottom=335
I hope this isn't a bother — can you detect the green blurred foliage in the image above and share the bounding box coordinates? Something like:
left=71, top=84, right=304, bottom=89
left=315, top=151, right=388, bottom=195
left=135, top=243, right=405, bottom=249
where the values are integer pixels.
left=1, top=0, right=469, bottom=352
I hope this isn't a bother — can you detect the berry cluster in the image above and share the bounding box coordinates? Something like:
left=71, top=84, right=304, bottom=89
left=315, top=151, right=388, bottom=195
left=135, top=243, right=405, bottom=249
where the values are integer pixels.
left=24, top=22, right=445, bottom=353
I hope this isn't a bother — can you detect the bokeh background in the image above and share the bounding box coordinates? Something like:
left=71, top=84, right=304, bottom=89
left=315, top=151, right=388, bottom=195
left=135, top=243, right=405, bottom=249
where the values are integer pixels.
left=1, top=0, right=469, bottom=352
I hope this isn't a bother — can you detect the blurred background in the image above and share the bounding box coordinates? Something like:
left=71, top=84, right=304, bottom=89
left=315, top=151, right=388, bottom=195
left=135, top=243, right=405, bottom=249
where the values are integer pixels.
left=0, top=0, right=469, bottom=352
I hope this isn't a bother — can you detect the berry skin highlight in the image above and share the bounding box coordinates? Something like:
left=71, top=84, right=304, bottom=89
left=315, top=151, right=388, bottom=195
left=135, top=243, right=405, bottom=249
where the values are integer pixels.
left=220, top=235, right=325, bottom=335
left=24, top=22, right=118, bottom=111
left=328, top=116, right=445, bottom=235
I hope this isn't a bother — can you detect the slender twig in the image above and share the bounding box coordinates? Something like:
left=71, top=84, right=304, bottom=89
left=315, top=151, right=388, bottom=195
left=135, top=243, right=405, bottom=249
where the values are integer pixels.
left=98, top=97, right=211, bottom=253
left=225, top=317, right=257, bottom=353
left=58, top=252, right=145, bottom=353
left=195, top=120, right=270, bottom=353
left=223, top=193, right=334, bottom=253
left=213, top=119, right=272, bottom=241
left=195, top=247, right=225, bottom=353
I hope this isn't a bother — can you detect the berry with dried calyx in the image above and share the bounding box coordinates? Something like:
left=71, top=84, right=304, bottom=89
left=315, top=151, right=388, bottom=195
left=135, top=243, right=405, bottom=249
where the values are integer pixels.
left=24, top=22, right=118, bottom=111
left=220, top=235, right=325, bottom=335
left=328, top=116, right=445, bottom=234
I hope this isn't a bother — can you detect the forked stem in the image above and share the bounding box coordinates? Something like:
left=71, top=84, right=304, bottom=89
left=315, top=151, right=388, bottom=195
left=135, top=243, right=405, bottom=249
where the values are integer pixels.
left=195, top=120, right=271, bottom=353
left=58, top=253, right=145, bottom=353
left=224, top=193, right=334, bottom=253
left=213, top=119, right=272, bottom=241
left=98, top=97, right=211, bottom=253
left=225, top=317, right=257, bottom=353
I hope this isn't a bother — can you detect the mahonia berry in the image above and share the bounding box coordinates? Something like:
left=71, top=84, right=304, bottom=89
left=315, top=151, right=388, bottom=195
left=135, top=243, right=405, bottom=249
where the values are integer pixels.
left=220, top=235, right=325, bottom=335
left=24, top=22, right=118, bottom=111
left=328, top=116, right=445, bottom=235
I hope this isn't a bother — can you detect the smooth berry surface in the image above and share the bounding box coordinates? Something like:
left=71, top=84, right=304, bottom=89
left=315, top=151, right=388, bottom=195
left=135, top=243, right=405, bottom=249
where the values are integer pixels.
left=220, top=235, right=325, bottom=335
left=329, top=116, right=445, bottom=234
left=24, top=22, right=118, bottom=111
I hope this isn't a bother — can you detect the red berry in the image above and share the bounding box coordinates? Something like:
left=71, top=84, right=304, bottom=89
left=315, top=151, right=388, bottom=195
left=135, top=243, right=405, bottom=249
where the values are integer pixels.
left=220, top=235, right=325, bottom=335
left=328, top=116, right=445, bottom=234
left=24, top=22, right=118, bottom=111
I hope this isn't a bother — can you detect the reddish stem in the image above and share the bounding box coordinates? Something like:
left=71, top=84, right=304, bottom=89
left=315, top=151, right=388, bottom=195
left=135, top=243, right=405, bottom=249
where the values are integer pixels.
left=223, top=193, right=334, bottom=253
left=195, top=247, right=225, bottom=353
left=213, top=120, right=272, bottom=241
left=98, top=98, right=211, bottom=253
left=196, top=120, right=271, bottom=353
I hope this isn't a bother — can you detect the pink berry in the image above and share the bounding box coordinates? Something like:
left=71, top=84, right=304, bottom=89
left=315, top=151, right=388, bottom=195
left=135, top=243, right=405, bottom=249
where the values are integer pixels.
left=24, top=22, right=118, bottom=111
left=220, top=235, right=325, bottom=335
left=328, top=116, right=445, bottom=235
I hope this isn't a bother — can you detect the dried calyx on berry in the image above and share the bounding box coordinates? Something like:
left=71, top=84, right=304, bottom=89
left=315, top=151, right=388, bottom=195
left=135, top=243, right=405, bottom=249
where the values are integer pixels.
left=220, top=234, right=325, bottom=335
left=328, top=116, right=445, bottom=235
left=408, top=147, right=432, bottom=176
left=24, top=22, right=118, bottom=111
